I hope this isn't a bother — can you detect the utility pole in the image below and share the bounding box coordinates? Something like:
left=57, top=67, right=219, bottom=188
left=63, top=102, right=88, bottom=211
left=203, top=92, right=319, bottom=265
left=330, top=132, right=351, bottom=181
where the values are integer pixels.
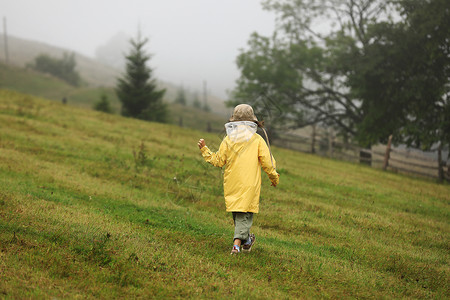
left=3, top=17, right=9, bottom=64
left=203, top=80, right=207, bottom=108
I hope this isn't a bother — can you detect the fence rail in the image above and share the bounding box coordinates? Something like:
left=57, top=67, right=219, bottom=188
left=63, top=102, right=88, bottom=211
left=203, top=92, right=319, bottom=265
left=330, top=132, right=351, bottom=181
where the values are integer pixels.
left=273, top=131, right=449, bottom=181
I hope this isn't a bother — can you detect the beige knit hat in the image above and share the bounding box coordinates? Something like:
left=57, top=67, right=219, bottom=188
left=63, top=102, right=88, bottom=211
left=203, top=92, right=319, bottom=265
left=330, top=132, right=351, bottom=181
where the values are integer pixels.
left=229, top=104, right=258, bottom=122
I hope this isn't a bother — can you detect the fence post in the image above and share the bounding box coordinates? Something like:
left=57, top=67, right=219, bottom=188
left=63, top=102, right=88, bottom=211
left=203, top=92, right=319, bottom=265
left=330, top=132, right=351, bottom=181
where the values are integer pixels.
left=359, top=148, right=372, bottom=166
left=446, top=163, right=450, bottom=181
left=383, top=135, right=393, bottom=171
left=438, top=142, right=444, bottom=182
left=311, top=124, right=316, bottom=154
left=328, top=128, right=333, bottom=158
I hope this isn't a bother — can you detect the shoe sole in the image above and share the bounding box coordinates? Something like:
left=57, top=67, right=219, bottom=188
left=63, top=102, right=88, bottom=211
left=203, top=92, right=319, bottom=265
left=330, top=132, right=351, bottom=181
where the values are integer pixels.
left=242, top=239, right=256, bottom=253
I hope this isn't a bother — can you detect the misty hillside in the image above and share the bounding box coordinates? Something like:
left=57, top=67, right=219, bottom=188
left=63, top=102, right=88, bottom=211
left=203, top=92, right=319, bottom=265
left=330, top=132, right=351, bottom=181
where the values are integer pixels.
left=0, top=34, right=229, bottom=116
left=0, top=62, right=228, bottom=132
left=0, top=61, right=119, bottom=109
left=0, top=34, right=119, bottom=87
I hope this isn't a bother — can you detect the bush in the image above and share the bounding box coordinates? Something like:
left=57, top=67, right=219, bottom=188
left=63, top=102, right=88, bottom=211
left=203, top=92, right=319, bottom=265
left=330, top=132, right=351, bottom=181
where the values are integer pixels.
left=28, top=52, right=81, bottom=86
left=94, top=94, right=113, bottom=113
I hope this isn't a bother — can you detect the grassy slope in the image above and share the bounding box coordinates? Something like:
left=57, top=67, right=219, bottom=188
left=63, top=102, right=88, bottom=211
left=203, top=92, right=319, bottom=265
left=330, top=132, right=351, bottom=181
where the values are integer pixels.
left=0, top=63, right=226, bottom=132
left=0, top=34, right=120, bottom=87
left=0, top=90, right=448, bottom=298
left=0, top=62, right=119, bottom=110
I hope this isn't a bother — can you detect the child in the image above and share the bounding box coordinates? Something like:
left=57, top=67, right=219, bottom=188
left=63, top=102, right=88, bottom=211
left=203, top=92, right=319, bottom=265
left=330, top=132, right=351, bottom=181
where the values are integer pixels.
left=197, top=104, right=279, bottom=254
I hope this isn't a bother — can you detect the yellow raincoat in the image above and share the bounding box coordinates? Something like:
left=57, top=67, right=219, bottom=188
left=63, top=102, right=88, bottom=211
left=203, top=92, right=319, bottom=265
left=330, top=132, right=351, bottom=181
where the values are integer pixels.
left=201, top=129, right=279, bottom=213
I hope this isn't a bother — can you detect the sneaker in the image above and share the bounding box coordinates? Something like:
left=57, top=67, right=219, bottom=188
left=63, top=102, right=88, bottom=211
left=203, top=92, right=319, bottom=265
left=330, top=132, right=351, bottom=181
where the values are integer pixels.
left=242, top=233, right=256, bottom=252
left=230, top=244, right=240, bottom=255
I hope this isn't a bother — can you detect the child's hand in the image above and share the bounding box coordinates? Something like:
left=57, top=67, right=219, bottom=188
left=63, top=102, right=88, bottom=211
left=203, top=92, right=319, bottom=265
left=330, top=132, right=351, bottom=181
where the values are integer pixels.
left=198, top=139, right=206, bottom=149
left=271, top=173, right=280, bottom=187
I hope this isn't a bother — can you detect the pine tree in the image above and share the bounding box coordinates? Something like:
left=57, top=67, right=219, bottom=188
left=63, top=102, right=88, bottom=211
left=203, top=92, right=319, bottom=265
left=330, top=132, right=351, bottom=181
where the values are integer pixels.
left=192, top=92, right=202, bottom=109
left=203, top=102, right=211, bottom=112
left=116, top=33, right=167, bottom=122
left=175, top=86, right=187, bottom=105
left=93, top=94, right=112, bottom=113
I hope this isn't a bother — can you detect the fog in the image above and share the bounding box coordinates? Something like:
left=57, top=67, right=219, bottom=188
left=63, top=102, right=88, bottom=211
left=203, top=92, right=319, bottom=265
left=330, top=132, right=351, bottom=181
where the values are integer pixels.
left=1, top=0, right=275, bottom=99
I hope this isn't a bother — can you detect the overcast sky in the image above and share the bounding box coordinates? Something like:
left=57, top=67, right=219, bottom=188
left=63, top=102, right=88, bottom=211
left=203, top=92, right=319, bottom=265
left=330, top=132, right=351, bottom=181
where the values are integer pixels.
left=1, top=0, right=276, bottom=99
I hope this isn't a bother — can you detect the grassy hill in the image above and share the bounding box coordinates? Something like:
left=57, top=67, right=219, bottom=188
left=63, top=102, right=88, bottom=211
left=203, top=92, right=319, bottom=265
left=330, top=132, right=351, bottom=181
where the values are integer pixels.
left=0, top=62, right=227, bottom=132
left=0, top=90, right=448, bottom=298
left=0, top=62, right=119, bottom=110
left=0, top=34, right=120, bottom=87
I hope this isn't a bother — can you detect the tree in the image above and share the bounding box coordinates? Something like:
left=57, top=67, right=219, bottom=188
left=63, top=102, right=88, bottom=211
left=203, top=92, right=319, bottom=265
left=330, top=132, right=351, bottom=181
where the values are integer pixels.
left=192, top=92, right=202, bottom=109
left=203, top=102, right=211, bottom=112
left=93, top=94, right=112, bottom=113
left=29, top=52, right=81, bottom=86
left=175, top=86, right=187, bottom=105
left=232, top=0, right=449, bottom=150
left=116, top=33, right=167, bottom=122
left=347, top=0, right=450, bottom=150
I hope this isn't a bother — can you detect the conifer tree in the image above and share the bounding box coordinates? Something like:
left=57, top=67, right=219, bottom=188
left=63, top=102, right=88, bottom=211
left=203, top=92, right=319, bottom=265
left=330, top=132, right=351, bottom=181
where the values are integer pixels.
left=192, top=92, right=202, bottom=109
left=116, top=33, right=167, bottom=122
left=175, top=86, right=187, bottom=105
left=203, top=102, right=211, bottom=112
left=93, top=94, right=112, bottom=113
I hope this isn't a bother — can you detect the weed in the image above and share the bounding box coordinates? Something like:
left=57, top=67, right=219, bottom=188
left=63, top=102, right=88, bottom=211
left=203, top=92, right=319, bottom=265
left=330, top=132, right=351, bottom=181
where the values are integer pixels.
left=89, top=232, right=114, bottom=267
left=10, top=232, right=18, bottom=244
left=127, top=252, right=139, bottom=264
left=108, top=260, right=141, bottom=288
left=133, top=141, right=155, bottom=171
left=0, top=197, right=6, bottom=206
left=133, top=141, right=147, bottom=167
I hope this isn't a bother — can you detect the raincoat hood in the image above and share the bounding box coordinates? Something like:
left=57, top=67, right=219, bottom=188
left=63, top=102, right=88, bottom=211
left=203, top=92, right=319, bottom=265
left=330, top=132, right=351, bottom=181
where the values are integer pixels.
left=225, top=121, right=257, bottom=143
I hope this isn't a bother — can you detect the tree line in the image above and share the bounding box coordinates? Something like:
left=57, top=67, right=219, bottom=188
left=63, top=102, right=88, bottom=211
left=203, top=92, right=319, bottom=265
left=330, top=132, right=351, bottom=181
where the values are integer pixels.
left=174, top=87, right=211, bottom=112
left=26, top=0, right=449, bottom=158
left=230, top=0, right=449, bottom=154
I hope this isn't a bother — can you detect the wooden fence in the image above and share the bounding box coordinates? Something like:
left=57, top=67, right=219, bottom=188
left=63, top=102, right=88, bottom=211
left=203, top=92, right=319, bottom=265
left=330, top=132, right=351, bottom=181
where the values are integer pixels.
left=272, top=131, right=449, bottom=182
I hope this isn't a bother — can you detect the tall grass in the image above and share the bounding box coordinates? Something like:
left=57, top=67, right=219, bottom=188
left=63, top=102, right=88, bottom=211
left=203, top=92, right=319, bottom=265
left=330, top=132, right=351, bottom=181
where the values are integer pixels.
left=0, top=89, right=448, bottom=298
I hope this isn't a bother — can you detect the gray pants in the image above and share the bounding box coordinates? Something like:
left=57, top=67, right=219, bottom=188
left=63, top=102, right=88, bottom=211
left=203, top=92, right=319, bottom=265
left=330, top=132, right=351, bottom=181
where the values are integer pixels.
left=232, top=212, right=253, bottom=242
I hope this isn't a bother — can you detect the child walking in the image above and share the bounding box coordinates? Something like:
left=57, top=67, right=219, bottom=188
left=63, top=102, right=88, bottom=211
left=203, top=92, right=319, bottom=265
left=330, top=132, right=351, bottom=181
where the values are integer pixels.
left=197, top=104, right=279, bottom=254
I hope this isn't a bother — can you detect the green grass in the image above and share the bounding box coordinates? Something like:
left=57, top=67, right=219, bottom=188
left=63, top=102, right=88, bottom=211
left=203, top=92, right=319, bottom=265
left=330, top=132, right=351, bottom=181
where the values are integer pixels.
left=0, top=89, right=449, bottom=298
